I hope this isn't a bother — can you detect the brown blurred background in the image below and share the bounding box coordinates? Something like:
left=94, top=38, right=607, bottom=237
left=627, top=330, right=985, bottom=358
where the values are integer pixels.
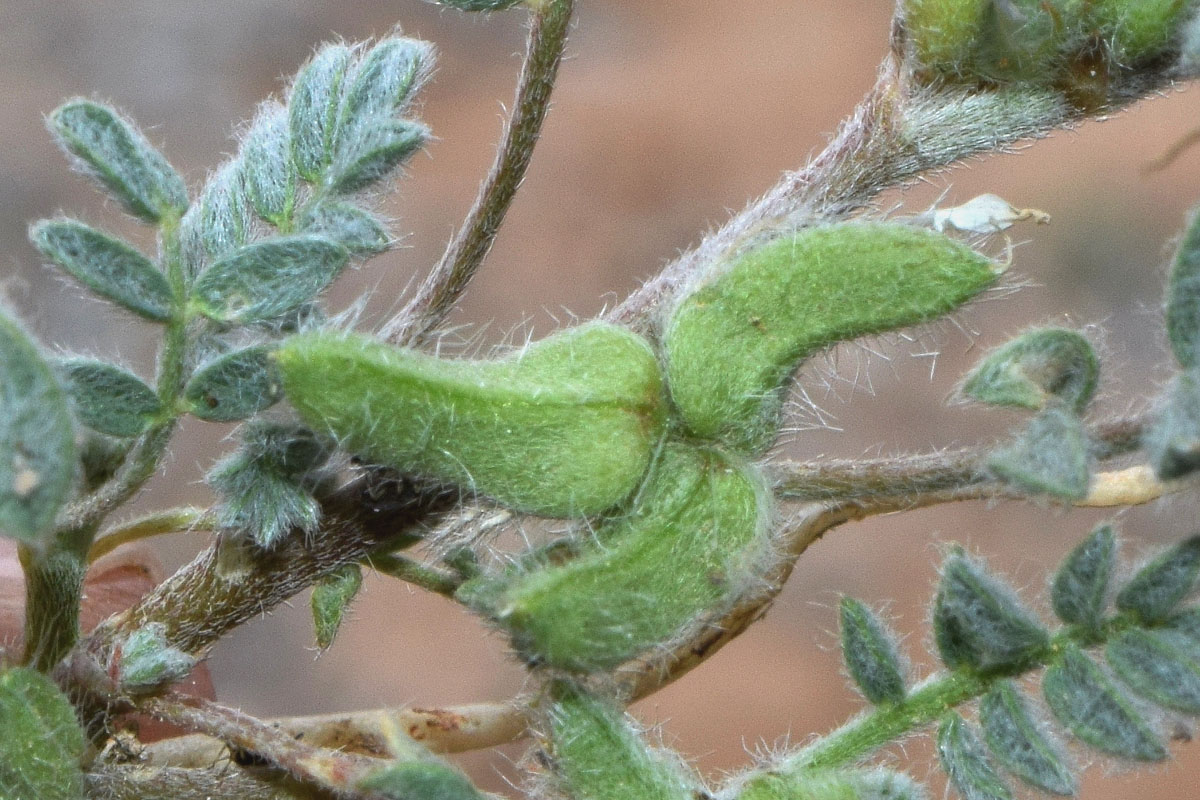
left=3, top=1, right=1200, bottom=797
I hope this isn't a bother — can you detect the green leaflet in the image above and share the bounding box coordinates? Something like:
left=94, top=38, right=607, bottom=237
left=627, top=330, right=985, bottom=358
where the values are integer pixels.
left=1144, top=368, right=1200, bottom=480
left=0, top=313, right=75, bottom=544
left=289, top=44, right=353, bottom=182
left=1051, top=523, right=1116, bottom=632
left=1107, top=628, right=1200, bottom=713
left=30, top=220, right=174, bottom=322
left=839, top=597, right=907, bottom=705
left=207, top=421, right=329, bottom=549
left=179, top=161, right=249, bottom=275
left=986, top=406, right=1091, bottom=500
left=664, top=222, right=997, bottom=453
left=58, top=358, right=161, bottom=438
left=183, top=345, right=282, bottom=422
left=241, top=104, right=296, bottom=226
left=979, top=682, right=1075, bottom=796
left=1042, top=644, right=1166, bottom=761
left=312, top=563, right=363, bottom=650
left=481, top=443, right=770, bottom=672
left=190, top=235, right=350, bottom=324
left=1166, top=206, right=1200, bottom=369
left=546, top=682, right=694, bottom=800
left=1115, top=535, right=1200, bottom=625
left=277, top=322, right=666, bottom=517
left=933, top=551, right=1050, bottom=674
left=961, top=328, right=1098, bottom=412
left=48, top=99, right=187, bottom=223
left=116, top=622, right=197, bottom=694
left=0, top=666, right=86, bottom=800
left=298, top=201, right=390, bottom=255
left=937, top=713, right=1012, bottom=800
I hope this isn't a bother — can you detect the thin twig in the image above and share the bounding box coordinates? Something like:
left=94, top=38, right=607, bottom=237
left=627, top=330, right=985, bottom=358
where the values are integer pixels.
left=369, top=552, right=462, bottom=598
left=88, top=507, right=212, bottom=563
left=139, top=693, right=387, bottom=794
left=380, top=0, right=576, bottom=346
left=142, top=702, right=529, bottom=767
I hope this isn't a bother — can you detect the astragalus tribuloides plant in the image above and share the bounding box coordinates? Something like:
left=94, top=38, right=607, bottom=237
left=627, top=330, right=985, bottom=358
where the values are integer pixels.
left=6, top=1, right=1200, bottom=798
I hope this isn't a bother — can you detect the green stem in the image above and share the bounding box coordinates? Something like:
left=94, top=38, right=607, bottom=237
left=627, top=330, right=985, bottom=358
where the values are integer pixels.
left=381, top=0, right=576, bottom=345
left=88, top=507, right=212, bottom=563
left=370, top=552, right=462, bottom=598
left=19, top=529, right=92, bottom=671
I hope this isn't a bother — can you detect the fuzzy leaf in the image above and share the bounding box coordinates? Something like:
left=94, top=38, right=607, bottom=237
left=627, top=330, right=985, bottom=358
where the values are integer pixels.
left=0, top=313, right=75, bottom=543
left=1051, top=523, right=1116, bottom=631
left=58, top=358, right=161, bottom=437
left=299, top=201, right=390, bottom=255
left=839, top=596, right=906, bottom=705
left=116, top=622, right=197, bottom=694
left=180, top=161, right=249, bottom=275
left=242, top=104, right=295, bottom=226
left=312, top=563, right=363, bottom=650
left=190, top=234, right=350, bottom=324
left=1144, top=368, right=1200, bottom=480
left=979, top=682, right=1075, bottom=796
left=335, top=38, right=432, bottom=140
left=48, top=100, right=187, bottom=223
left=358, top=760, right=484, bottom=800
left=1167, top=207, right=1200, bottom=368
left=1107, top=628, right=1200, bottom=713
left=290, top=44, right=353, bottom=181
left=183, top=345, right=282, bottom=422
left=962, top=328, right=1098, bottom=412
left=547, top=682, right=694, bottom=800
left=329, top=119, right=428, bottom=195
left=208, top=421, right=329, bottom=548
left=31, top=220, right=174, bottom=322
left=1115, top=535, right=1200, bottom=624
left=937, top=713, right=1012, bottom=800
left=0, top=666, right=85, bottom=800
left=933, top=551, right=1049, bottom=674
left=1042, top=644, right=1165, bottom=761
left=79, top=433, right=131, bottom=492
left=986, top=406, right=1091, bottom=500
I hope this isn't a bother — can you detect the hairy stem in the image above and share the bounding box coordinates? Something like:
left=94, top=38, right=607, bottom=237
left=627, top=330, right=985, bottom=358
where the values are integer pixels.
left=369, top=552, right=462, bottom=597
left=85, top=764, right=322, bottom=800
left=382, top=0, right=575, bottom=345
left=88, top=507, right=211, bottom=564
left=19, top=535, right=90, bottom=671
